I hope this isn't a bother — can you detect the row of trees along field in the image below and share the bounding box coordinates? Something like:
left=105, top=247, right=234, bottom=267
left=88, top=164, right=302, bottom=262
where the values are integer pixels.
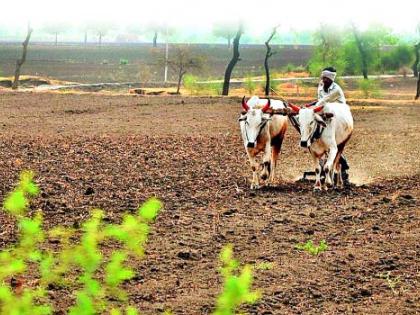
left=6, top=22, right=420, bottom=98
left=1, top=22, right=244, bottom=47
left=307, top=23, right=420, bottom=79
left=219, top=23, right=420, bottom=96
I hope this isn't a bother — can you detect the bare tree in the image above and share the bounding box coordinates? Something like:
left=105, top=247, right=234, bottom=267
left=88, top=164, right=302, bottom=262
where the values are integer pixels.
left=351, top=23, right=369, bottom=79
left=80, top=22, right=92, bottom=46
left=146, top=23, right=164, bottom=47
left=264, top=26, right=279, bottom=96
left=12, top=24, right=33, bottom=90
left=92, top=21, right=114, bottom=46
left=165, top=46, right=204, bottom=94
left=413, top=43, right=420, bottom=77
left=412, top=24, right=420, bottom=77
left=42, top=21, right=68, bottom=46
left=222, top=24, right=243, bottom=96
left=416, top=72, right=420, bottom=100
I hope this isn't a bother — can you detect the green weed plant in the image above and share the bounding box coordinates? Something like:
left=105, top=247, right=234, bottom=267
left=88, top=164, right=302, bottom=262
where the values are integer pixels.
left=295, top=240, right=328, bottom=256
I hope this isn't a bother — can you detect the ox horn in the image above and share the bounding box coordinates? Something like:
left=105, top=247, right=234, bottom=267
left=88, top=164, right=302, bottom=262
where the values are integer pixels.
left=242, top=96, right=250, bottom=111
left=313, top=105, right=324, bottom=113
left=261, top=98, right=271, bottom=112
left=288, top=103, right=301, bottom=113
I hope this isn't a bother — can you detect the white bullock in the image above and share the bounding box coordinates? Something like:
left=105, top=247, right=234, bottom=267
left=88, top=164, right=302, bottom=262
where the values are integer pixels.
left=239, top=96, right=288, bottom=189
left=289, top=103, right=353, bottom=190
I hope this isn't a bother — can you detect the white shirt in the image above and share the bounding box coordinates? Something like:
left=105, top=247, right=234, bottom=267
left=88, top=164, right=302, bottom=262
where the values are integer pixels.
left=317, top=81, right=346, bottom=106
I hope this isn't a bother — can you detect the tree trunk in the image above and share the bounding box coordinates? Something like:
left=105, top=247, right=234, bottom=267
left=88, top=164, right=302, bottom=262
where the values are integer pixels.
left=176, top=68, right=186, bottom=94
left=413, top=43, right=419, bottom=78
left=264, top=26, right=278, bottom=96
left=415, top=72, right=420, bottom=100
left=222, top=25, right=243, bottom=96
left=12, top=25, right=33, bottom=90
left=55, top=32, right=58, bottom=46
left=352, top=25, right=368, bottom=79
left=153, top=31, right=158, bottom=47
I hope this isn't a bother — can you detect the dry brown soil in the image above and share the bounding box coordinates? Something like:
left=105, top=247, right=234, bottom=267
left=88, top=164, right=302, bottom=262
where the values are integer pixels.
left=0, top=92, right=419, bottom=314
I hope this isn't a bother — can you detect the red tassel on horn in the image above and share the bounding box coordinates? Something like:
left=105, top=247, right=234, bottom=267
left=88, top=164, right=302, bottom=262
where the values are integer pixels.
left=288, top=103, right=301, bottom=113
left=261, top=98, right=271, bottom=112
left=313, top=105, right=324, bottom=113
left=242, top=96, right=250, bottom=111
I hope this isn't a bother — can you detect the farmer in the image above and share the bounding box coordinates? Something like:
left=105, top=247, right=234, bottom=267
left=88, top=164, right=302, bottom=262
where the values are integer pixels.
left=306, top=66, right=350, bottom=185
left=307, top=66, right=346, bottom=107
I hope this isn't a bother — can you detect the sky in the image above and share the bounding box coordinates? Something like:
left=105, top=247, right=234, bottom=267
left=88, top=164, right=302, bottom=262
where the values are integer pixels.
left=0, top=0, right=419, bottom=41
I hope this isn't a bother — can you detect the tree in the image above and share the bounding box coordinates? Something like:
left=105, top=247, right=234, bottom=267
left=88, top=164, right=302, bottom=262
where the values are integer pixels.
left=79, top=22, right=93, bottom=46
left=307, top=25, right=346, bottom=76
left=349, top=23, right=397, bottom=79
left=416, top=72, right=420, bottom=100
left=264, top=26, right=279, bottom=96
left=145, top=23, right=163, bottom=47
left=42, top=21, right=68, bottom=46
left=412, top=24, right=420, bottom=77
left=222, top=24, right=243, bottom=95
left=165, top=46, right=204, bottom=94
left=213, top=23, right=237, bottom=49
left=91, top=21, right=114, bottom=46
left=12, top=23, right=33, bottom=90
left=413, top=43, right=420, bottom=77
left=381, top=44, right=414, bottom=72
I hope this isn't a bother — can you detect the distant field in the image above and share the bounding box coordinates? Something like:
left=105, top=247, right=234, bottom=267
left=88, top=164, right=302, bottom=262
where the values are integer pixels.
left=0, top=43, right=313, bottom=83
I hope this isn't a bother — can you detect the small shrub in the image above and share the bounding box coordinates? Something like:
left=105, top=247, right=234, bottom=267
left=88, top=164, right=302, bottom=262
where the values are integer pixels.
left=255, top=262, right=274, bottom=270
left=307, top=61, right=324, bottom=77
left=213, top=244, right=260, bottom=315
left=0, top=171, right=161, bottom=314
left=183, top=74, right=199, bottom=95
left=244, top=76, right=257, bottom=94
left=1, top=172, right=261, bottom=314
left=119, top=59, right=129, bottom=65
left=295, top=240, right=328, bottom=256
left=378, top=272, right=401, bottom=294
left=293, top=65, right=306, bottom=73
left=283, top=63, right=295, bottom=73
left=203, top=82, right=223, bottom=95
left=357, top=79, right=382, bottom=98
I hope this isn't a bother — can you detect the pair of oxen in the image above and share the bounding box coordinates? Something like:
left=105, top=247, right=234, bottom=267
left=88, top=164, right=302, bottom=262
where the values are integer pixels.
left=239, top=96, right=354, bottom=191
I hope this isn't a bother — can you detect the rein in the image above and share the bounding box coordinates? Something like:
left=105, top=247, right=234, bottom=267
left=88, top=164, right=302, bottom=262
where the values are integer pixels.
left=307, top=122, right=324, bottom=144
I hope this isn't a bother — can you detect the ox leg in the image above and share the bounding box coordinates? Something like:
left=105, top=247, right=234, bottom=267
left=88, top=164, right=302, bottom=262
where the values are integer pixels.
left=312, top=155, right=322, bottom=191
left=247, top=153, right=260, bottom=190
left=333, top=144, right=346, bottom=189
left=324, top=146, right=338, bottom=188
left=269, top=134, right=284, bottom=185
left=335, top=162, right=343, bottom=189
left=260, top=142, right=272, bottom=185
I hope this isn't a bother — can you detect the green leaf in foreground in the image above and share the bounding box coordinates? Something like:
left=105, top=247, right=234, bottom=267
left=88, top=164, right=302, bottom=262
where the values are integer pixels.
left=138, top=198, right=162, bottom=221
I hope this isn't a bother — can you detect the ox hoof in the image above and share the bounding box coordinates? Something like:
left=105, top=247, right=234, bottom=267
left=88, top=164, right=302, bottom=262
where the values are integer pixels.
left=313, top=186, right=322, bottom=191
left=250, top=184, right=260, bottom=190
left=325, top=176, right=333, bottom=186
left=335, top=183, right=344, bottom=190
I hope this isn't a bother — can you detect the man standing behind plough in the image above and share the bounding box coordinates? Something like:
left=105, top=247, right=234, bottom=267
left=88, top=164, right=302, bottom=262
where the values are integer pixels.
left=305, top=67, right=350, bottom=185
